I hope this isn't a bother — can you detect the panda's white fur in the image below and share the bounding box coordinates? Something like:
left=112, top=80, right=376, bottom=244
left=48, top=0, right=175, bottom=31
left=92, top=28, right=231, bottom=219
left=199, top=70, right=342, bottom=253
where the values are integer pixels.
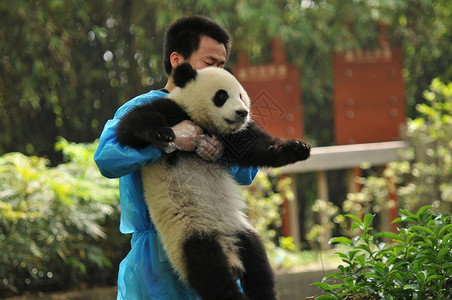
left=141, top=151, right=249, bottom=277
left=116, top=63, right=311, bottom=300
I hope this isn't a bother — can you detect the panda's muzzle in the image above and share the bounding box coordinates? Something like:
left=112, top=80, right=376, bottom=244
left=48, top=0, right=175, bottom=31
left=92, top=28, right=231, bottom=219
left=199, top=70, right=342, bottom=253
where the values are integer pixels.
left=225, top=110, right=249, bottom=125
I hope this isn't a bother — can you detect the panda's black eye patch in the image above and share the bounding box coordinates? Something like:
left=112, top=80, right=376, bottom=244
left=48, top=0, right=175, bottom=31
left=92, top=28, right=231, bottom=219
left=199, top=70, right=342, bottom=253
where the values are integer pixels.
left=213, top=89, right=229, bottom=107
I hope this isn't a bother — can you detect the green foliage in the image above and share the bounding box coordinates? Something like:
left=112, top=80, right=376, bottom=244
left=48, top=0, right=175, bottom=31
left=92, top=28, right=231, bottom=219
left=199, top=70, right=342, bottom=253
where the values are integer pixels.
left=307, top=198, right=340, bottom=250
left=313, top=206, right=452, bottom=299
left=2, top=0, right=452, bottom=159
left=242, top=170, right=343, bottom=270
left=398, top=79, right=452, bottom=211
left=242, top=170, right=288, bottom=255
left=0, top=139, right=124, bottom=297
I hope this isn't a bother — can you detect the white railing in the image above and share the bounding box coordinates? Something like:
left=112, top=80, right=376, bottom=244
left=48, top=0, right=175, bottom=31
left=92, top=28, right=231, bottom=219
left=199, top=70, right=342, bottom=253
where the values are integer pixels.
left=279, top=140, right=410, bottom=248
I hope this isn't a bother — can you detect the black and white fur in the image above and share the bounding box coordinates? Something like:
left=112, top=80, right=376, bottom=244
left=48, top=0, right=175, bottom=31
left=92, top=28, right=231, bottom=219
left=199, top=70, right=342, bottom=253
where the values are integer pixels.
left=116, top=63, right=311, bottom=300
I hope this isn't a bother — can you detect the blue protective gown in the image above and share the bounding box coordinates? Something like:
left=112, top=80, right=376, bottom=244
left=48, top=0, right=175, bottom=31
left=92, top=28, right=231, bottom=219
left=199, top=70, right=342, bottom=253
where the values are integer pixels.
left=94, top=90, right=258, bottom=299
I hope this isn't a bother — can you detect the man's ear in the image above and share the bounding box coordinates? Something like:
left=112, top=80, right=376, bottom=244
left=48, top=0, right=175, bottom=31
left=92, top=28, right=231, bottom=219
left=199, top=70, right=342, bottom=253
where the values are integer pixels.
left=173, top=63, right=197, bottom=88
left=169, top=52, right=182, bottom=70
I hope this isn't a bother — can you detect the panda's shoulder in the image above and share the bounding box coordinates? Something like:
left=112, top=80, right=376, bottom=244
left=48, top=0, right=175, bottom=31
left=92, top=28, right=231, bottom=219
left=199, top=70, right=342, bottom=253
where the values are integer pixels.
left=147, top=97, right=181, bottom=111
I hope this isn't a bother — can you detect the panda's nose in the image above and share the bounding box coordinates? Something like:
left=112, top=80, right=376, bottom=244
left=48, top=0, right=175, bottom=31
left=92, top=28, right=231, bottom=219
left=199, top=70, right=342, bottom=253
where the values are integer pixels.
left=236, top=110, right=248, bottom=118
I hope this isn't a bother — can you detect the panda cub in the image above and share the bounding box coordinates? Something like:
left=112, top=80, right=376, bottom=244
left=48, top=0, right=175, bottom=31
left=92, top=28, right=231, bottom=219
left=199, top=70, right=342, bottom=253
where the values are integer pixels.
left=116, top=63, right=311, bottom=300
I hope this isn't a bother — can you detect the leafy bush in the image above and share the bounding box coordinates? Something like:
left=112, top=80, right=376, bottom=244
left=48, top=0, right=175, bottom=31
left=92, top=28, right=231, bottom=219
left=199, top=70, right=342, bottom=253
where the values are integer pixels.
left=313, top=206, right=452, bottom=299
left=0, top=139, right=126, bottom=297
left=244, top=171, right=343, bottom=270
left=243, top=170, right=289, bottom=251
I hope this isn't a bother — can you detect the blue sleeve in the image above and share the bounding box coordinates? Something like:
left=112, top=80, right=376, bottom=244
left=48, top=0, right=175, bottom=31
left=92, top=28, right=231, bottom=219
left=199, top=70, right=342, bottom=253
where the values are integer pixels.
left=227, top=163, right=259, bottom=185
left=94, top=119, right=162, bottom=178
left=94, top=93, right=164, bottom=179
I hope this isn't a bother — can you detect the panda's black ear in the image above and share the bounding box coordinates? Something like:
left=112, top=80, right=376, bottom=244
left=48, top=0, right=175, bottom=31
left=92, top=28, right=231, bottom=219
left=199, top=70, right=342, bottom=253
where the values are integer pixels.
left=224, top=66, right=234, bottom=75
left=173, top=63, right=197, bottom=88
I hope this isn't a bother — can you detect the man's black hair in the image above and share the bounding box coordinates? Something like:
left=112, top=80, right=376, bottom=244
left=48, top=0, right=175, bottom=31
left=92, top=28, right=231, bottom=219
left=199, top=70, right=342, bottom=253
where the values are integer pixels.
left=163, top=15, right=232, bottom=75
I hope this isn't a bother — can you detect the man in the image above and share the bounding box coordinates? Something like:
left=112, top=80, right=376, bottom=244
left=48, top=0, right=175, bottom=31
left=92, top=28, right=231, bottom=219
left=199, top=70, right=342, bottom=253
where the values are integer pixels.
left=94, top=16, right=258, bottom=299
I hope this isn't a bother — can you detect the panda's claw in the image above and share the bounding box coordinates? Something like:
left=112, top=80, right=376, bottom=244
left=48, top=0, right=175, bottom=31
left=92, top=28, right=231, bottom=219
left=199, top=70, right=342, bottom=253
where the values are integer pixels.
left=143, top=127, right=175, bottom=143
left=285, top=139, right=311, bottom=161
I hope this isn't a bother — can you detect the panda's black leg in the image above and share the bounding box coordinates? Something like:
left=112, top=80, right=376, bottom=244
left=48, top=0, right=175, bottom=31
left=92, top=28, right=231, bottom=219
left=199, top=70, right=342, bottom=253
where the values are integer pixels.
left=238, top=230, right=277, bottom=300
left=183, top=233, right=248, bottom=300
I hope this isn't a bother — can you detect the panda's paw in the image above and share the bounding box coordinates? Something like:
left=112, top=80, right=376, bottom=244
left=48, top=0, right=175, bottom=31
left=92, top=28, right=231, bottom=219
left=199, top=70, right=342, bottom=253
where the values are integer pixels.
left=143, top=127, right=175, bottom=143
left=284, top=139, right=311, bottom=161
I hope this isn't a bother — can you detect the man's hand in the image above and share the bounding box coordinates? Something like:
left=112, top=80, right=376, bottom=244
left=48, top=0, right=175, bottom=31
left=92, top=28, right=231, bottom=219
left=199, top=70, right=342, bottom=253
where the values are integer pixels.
left=168, top=120, right=224, bottom=161
left=196, top=135, right=224, bottom=161
left=171, top=120, right=203, bottom=152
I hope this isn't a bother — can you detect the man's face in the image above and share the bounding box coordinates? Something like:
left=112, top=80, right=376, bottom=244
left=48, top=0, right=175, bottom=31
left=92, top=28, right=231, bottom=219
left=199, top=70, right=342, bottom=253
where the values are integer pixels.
left=183, top=35, right=227, bottom=70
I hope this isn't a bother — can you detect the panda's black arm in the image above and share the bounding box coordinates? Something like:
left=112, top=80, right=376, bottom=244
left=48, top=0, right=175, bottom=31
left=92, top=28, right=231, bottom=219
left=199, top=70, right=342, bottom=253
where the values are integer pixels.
left=221, top=123, right=311, bottom=168
left=116, top=98, right=191, bottom=149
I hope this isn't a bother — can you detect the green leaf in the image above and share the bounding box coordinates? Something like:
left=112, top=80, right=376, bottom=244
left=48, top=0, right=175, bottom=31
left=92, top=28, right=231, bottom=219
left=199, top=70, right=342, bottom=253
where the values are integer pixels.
left=351, top=222, right=362, bottom=232
left=348, top=250, right=360, bottom=260
left=345, top=214, right=363, bottom=227
left=403, top=284, right=419, bottom=291
left=392, top=217, right=403, bottom=224
left=329, top=236, right=352, bottom=245
left=374, top=231, right=404, bottom=242
left=411, top=225, right=435, bottom=236
left=438, top=224, right=452, bottom=238
left=356, top=244, right=372, bottom=254
left=415, top=270, right=427, bottom=283
left=425, top=274, right=444, bottom=284
left=341, top=286, right=362, bottom=297
left=324, top=273, right=345, bottom=280
left=442, top=232, right=452, bottom=246
left=312, top=282, right=332, bottom=291
left=363, top=214, right=375, bottom=231
left=416, top=205, right=432, bottom=218
left=356, top=254, right=366, bottom=268
left=438, top=247, right=450, bottom=260
left=329, top=284, right=344, bottom=290
left=315, top=296, right=337, bottom=300
left=400, top=209, right=417, bottom=221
